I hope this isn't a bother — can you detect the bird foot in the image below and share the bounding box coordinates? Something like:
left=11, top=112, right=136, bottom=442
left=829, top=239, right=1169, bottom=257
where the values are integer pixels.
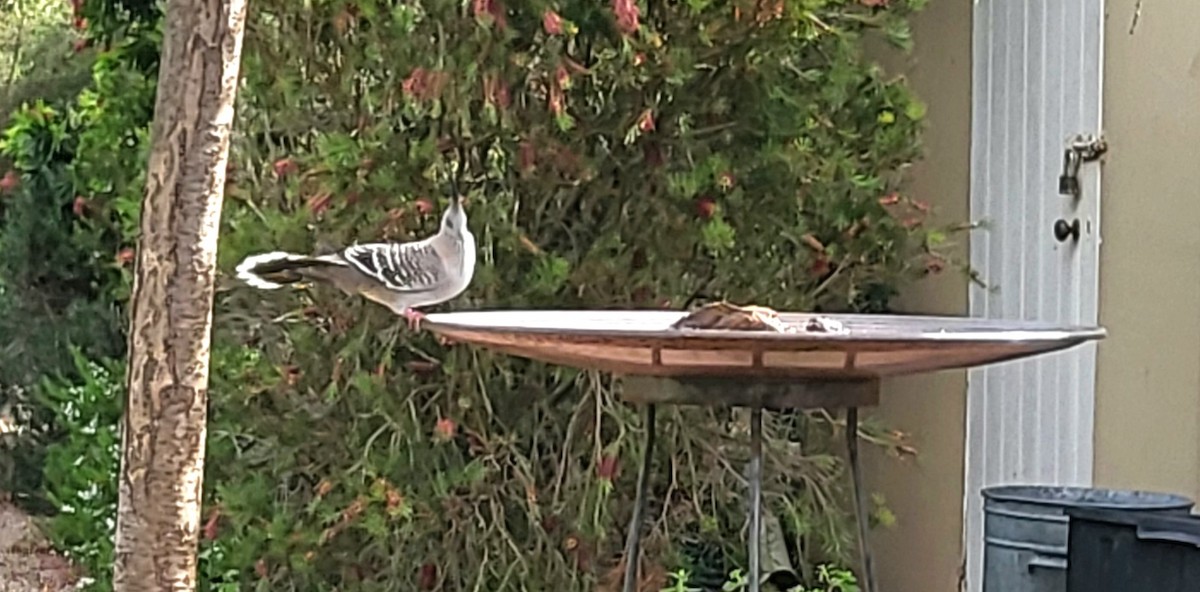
left=402, top=308, right=426, bottom=331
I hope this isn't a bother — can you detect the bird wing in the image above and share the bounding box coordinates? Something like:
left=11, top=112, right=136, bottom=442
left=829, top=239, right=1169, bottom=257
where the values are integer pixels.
left=340, top=241, right=446, bottom=293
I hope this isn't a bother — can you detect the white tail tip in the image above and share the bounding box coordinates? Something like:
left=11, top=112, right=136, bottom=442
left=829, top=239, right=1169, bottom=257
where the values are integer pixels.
left=235, top=251, right=302, bottom=290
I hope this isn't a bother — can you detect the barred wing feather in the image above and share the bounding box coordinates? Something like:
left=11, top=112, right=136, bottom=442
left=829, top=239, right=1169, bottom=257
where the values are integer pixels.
left=342, top=242, right=445, bottom=293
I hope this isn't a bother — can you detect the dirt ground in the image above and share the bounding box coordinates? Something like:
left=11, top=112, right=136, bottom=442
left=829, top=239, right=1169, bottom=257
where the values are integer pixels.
left=0, top=498, right=78, bottom=592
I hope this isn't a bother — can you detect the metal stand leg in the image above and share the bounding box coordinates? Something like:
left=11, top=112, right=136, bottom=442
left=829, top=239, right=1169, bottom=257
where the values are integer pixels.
left=748, top=406, right=763, bottom=592
left=622, top=404, right=657, bottom=592
left=846, top=407, right=876, bottom=592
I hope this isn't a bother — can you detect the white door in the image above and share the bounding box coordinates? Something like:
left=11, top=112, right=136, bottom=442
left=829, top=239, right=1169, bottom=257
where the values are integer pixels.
left=962, top=0, right=1105, bottom=590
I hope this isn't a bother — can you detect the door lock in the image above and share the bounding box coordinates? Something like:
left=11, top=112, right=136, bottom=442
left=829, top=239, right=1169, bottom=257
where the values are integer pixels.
left=1058, top=135, right=1108, bottom=199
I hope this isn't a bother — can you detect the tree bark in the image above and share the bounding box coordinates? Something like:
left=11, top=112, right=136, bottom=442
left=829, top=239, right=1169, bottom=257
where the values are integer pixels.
left=113, top=0, right=247, bottom=590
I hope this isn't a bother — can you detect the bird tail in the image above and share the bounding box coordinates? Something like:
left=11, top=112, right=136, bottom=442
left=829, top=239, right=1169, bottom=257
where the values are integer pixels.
left=235, top=251, right=340, bottom=289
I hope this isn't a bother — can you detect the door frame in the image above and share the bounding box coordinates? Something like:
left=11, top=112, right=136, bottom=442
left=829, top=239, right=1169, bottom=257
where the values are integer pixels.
left=961, top=0, right=1106, bottom=590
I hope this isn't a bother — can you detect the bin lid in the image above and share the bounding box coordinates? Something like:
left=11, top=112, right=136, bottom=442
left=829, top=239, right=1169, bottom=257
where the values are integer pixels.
left=982, top=485, right=1195, bottom=511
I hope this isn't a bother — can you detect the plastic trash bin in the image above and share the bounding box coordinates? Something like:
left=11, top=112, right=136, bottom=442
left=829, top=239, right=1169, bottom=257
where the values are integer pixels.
left=1066, top=507, right=1200, bottom=592
left=981, top=485, right=1194, bottom=592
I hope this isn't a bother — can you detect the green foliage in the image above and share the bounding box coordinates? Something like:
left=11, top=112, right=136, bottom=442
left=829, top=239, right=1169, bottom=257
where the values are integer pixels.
left=0, top=0, right=95, bottom=128
left=33, top=348, right=268, bottom=592
left=35, top=348, right=121, bottom=590
left=798, top=564, right=860, bottom=592
left=662, top=563, right=858, bottom=592
left=0, top=99, right=123, bottom=497
left=6, top=0, right=961, bottom=589
left=0, top=20, right=154, bottom=500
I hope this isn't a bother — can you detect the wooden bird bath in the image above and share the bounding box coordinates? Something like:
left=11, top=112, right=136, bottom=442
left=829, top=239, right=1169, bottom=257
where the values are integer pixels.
left=422, top=309, right=1107, bottom=592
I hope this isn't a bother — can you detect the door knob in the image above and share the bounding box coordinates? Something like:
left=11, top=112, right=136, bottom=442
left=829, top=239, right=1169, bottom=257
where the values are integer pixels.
left=1053, top=219, right=1080, bottom=242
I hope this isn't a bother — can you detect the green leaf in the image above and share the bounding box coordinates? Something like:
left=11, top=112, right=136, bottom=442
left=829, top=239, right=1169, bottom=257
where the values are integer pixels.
left=904, top=99, right=928, bottom=121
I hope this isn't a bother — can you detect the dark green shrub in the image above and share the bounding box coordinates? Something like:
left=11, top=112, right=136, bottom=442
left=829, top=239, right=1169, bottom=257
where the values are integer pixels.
left=0, top=36, right=154, bottom=502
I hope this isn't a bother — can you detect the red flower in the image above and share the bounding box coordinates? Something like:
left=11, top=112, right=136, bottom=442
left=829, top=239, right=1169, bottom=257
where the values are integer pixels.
left=72, top=196, right=89, bottom=217
left=925, top=255, right=947, bottom=274
left=272, top=158, right=298, bottom=178
left=542, top=9, right=564, bottom=35
left=385, top=488, right=406, bottom=514
left=596, top=455, right=619, bottom=481
left=548, top=84, right=566, bottom=115
left=402, top=69, right=421, bottom=98
left=418, top=563, right=438, bottom=590
left=632, top=52, right=647, bottom=66
left=116, top=248, right=135, bottom=266
left=72, top=17, right=87, bottom=30
left=636, top=109, right=655, bottom=132
left=72, top=38, right=89, bottom=53
left=555, top=64, right=571, bottom=90
left=695, top=196, right=716, bottom=220
left=811, top=255, right=831, bottom=277
left=0, top=170, right=19, bottom=193
left=612, top=0, right=640, bottom=34
left=434, top=417, right=457, bottom=442
left=878, top=192, right=901, bottom=206
left=306, top=192, right=333, bottom=215
left=414, top=197, right=434, bottom=216
left=473, top=0, right=507, bottom=28
left=283, top=365, right=302, bottom=386
left=201, top=508, right=221, bottom=541
left=483, top=74, right=510, bottom=109
left=402, top=68, right=448, bottom=102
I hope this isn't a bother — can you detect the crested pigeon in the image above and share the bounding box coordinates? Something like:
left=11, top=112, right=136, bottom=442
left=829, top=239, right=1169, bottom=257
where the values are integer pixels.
left=235, top=195, right=475, bottom=329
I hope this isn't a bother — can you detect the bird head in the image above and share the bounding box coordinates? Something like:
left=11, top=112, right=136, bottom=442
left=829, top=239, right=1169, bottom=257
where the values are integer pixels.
left=440, top=194, right=469, bottom=237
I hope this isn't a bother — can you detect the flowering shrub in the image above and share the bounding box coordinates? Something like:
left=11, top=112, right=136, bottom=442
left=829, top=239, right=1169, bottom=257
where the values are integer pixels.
left=4, top=0, right=960, bottom=589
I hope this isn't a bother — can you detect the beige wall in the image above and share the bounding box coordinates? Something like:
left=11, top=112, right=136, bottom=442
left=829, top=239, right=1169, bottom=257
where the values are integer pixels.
left=865, top=1, right=1200, bottom=592
left=866, top=0, right=972, bottom=590
left=1093, top=0, right=1200, bottom=503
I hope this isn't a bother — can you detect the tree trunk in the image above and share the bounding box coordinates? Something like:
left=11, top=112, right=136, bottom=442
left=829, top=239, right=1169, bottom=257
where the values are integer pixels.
left=113, top=0, right=247, bottom=590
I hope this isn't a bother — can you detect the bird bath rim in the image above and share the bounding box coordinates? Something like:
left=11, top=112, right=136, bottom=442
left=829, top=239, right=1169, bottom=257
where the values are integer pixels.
left=422, top=309, right=1107, bottom=344
left=421, top=309, right=1106, bottom=379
